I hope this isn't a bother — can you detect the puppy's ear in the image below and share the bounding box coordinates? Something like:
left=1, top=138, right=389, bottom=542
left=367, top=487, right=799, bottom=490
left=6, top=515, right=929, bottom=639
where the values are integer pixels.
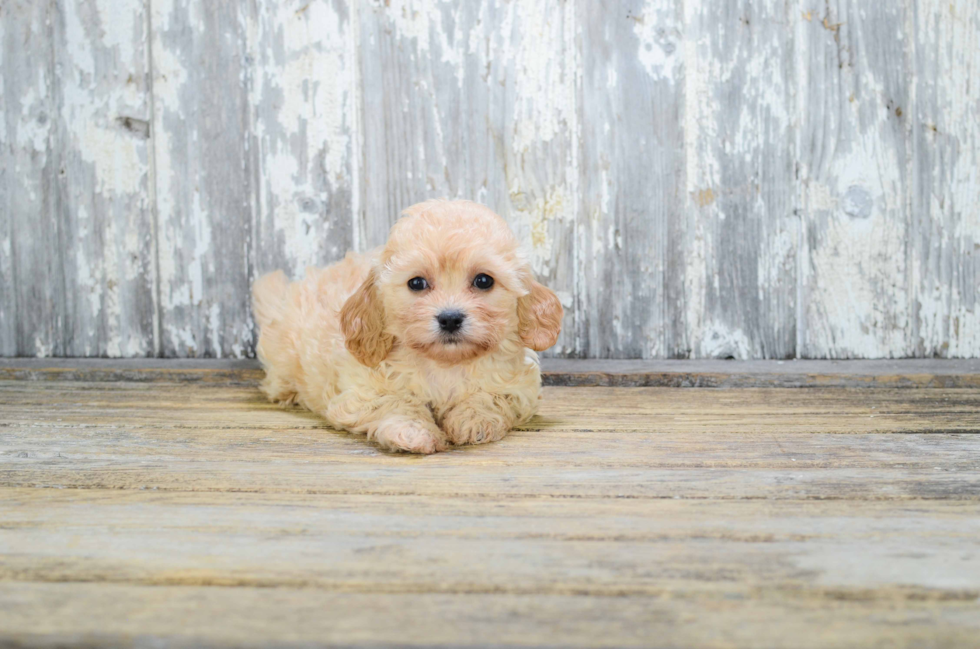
left=517, top=277, right=563, bottom=351
left=340, top=271, right=393, bottom=367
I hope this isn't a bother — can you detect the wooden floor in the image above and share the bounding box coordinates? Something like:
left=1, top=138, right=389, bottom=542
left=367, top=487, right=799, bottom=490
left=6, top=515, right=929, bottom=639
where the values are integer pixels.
left=1, top=368, right=979, bottom=647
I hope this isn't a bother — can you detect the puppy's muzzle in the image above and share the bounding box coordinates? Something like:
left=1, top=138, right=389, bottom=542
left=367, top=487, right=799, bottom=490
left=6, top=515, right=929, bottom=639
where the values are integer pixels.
left=436, top=310, right=466, bottom=334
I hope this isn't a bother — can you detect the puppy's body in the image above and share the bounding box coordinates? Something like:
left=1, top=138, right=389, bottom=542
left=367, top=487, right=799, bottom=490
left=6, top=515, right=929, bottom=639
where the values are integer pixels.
left=252, top=200, right=562, bottom=453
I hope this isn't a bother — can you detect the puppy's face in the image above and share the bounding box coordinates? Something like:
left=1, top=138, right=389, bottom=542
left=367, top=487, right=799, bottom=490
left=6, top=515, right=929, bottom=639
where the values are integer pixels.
left=381, top=241, right=520, bottom=365
left=340, top=200, right=563, bottom=367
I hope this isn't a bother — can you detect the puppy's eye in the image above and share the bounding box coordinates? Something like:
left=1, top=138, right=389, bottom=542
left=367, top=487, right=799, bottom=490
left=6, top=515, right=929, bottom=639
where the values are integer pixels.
left=473, top=273, right=494, bottom=290
left=407, top=277, right=428, bottom=292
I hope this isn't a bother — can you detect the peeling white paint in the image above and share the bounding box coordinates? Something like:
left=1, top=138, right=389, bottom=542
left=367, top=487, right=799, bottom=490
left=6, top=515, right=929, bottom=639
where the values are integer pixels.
left=149, top=0, right=187, bottom=322
left=17, top=87, right=50, bottom=154
left=251, top=0, right=356, bottom=277
left=33, top=337, right=53, bottom=358
left=682, top=2, right=710, bottom=354
left=909, top=0, right=980, bottom=358
left=51, top=0, right=153, bottom=357
left=76, top=121, right=145, bottom=196
left=0, top=20, right=5, bottom=142
left=506, top=2, right=576, bottom=153
left=207, top=302, right=222, bottom=358
left=806, top=181, right=838, bottom=211
left=384, top=0, right=465, bottom=90
left=168, top=325, right=198, bottom=355
left=798, top=4, right=912, bottom=359
left=634, top=0, right=681, bottom=81
left=699, top=322, right=753, bottom=359
left=490, top=0, right=578, bottom=294
left=94, top=0, right=139, bottom=67
left=4, top=0, right=979, bottom=360
left=73, top=205, right=105, bottom=320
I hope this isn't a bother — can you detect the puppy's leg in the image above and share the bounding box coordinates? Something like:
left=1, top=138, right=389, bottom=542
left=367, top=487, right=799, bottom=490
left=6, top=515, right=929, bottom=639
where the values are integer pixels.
left=326, top=391, right=447, bottom=454
left=441, top=392, right=532, bottom=446
left=366, top=415, right=447, bottom=454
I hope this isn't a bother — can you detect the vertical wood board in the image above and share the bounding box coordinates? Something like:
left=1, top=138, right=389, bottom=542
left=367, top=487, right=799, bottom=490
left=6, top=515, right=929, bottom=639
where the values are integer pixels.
left=56, top=0, right=155, bottom=357
left=577, top=0, right=685, bottom=358
left=150, top=0, right=255, bottom=357
left=911, top=0, right=980, bottom=358
left=797, top=0, right=913, bottom=358
left=682, top=0, right=797, bottom=359
left=249, top=0, right=357, bottom=281
left=1, top=2, right=65, bottom=357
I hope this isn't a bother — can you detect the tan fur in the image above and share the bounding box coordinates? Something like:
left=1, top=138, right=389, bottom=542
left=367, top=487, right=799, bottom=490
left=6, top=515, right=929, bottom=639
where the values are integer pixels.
left=251, top=199, right=563, bottom=454
left=518, top=280, right=564, bottom=351
left=339, top=271, right=394, bottom=367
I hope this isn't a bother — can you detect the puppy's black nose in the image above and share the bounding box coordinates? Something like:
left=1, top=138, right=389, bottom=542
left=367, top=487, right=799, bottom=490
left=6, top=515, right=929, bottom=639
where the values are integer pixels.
left=437, top=310, right=465, bottom=333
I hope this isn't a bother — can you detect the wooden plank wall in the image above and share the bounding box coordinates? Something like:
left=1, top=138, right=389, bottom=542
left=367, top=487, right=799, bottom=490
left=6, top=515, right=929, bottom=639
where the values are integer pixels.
left=1, top=0, right=978, bottom=359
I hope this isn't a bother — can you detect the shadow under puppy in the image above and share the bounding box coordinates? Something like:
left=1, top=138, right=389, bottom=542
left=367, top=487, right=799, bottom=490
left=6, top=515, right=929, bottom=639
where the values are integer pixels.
left=251, top=199, right=563, bottom=454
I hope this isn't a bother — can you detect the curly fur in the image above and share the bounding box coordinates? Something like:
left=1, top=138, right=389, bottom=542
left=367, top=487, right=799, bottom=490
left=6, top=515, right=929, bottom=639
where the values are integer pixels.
left=252, top=199, right=563, bottom=454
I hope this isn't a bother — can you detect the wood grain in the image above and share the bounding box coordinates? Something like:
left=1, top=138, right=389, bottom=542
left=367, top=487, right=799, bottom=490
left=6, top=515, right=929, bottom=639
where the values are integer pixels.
left=683, top=0, right=797, bottom=359
left=577, top=0, right=684, bottom=358
left=1, top=2, right=66, bottom=357
left=2, top=1, right=980, bottom=360
left=1, top=377, right=979, bottom=646
left=797, top=0, right=912, bottom=358
left=2, top=491, right=979, bottom=595
left=150, top=0, right=256, bottom=358
left=910, top=0, right=980, bottom=357
left=3, top=582, right=977, bottom=649
left=58, top=0, right=156, bottom=357
left=2, top=381, right=979, bottom=500
left=250, top=0, right=357, bottom=281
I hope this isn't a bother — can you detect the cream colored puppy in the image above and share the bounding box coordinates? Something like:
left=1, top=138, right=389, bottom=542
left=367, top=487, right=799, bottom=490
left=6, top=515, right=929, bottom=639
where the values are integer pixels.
left=251, top=199, right=563, bottom=454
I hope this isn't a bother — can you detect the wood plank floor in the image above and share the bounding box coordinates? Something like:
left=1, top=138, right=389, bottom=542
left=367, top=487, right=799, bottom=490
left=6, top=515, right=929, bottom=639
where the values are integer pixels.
left=1, top=378, right=979, bottom=647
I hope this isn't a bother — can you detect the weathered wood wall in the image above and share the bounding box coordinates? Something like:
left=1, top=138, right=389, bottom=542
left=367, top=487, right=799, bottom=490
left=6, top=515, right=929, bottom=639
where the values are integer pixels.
left=1, top=0, right=978, bottom=359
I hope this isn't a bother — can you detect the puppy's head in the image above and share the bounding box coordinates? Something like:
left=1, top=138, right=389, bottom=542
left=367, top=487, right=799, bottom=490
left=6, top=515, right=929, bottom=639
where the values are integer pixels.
left=341, top=200, right=563, bottom=367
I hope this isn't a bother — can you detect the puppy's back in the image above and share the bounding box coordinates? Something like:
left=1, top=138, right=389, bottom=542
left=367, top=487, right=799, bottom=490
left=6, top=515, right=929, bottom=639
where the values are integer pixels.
left=251, top=253, right=375, bottom=408
left=252, top=270, right=301, bottom=404
left=252, top=270, right=289, bottom=330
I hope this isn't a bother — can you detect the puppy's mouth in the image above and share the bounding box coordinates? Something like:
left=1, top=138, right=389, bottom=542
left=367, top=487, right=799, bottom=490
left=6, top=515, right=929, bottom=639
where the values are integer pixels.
left=410, top=332, right=495, bottom=365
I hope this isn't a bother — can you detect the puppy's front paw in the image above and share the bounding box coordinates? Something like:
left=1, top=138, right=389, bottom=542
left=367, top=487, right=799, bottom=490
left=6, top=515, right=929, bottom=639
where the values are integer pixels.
left=442, top=405, right=510, bottom=446
left=372, top=417, right=447, bottom=454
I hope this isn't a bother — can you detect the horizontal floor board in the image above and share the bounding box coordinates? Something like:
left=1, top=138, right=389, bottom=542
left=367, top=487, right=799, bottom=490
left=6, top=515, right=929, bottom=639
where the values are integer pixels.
left=3, top=466, right=976, bottom=500
left=2, top=490, right=978, bottom=597
left=2, top=383, right=979, bottom=499
left=4, top=383, right=980, bottom=433
left=1, top=583, right=978, bottom=649
left=4, top=425, right=979, bottom=469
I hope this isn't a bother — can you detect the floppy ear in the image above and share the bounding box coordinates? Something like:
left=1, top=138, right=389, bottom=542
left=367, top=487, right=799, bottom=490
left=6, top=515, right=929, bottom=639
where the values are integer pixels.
left=517, top=278, right=563, bottom=351
left=339, top=271, right=393, bottom=367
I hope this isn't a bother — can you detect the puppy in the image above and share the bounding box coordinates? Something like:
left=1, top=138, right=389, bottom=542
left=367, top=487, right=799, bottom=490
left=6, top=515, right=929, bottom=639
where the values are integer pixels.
left=251, top=199, right=563, bottom=454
